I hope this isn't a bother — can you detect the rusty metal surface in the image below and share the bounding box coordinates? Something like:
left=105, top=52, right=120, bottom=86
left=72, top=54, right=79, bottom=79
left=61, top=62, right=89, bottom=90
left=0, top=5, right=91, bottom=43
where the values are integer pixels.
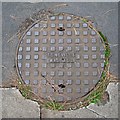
left=17, top=13, right=105, bottom=102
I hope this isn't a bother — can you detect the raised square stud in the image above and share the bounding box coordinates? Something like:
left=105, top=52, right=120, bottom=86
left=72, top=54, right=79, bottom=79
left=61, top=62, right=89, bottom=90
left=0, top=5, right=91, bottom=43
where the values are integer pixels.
left=58, top=39, right=64, bottom=44
left=76, top=80, right=81, bottom=85
left=75, top=31, right=80, bottom=36
left=83, top=38, right=88, bottom=43
left=50, top=46, right=56, bottom=51
left=58, top=63, right=64, bottom=68
left=83, top=55, right=89, bottom=60
left=92, top=46, right=97, bottom=52
left=101, top=63, right=104, bottom=68
left=34, top=55, right=39, bottom=60
left=41, top=88, right=46, bottom=93
left=76, top=54, right=80, bottom=59
left=67, top=23, right=72, bottom=28
left=50, top=31, right=56, bottom=36
left=93, top=71, right=98, bottom=76
left=75, top=62, right=80, bottom=68
left=41, top=71, right=47, bottom=77
left=58, top=15, right=64, bottom=20
left=51, top=23, right=56, bottom=28
left=66, top=63, right=72, bottom=68
left=58, top=71, right=64, bottom=76
left=50, top=16, right=56, bottom=20
left=49, top=88, right=54, bottom=93
left=67, top=16, right=72, bottom=20
left=75, top=46, right=80, bottom=51
left=51, top=80, right=55, bottom=85
left=34, top=63, right=39, bottom=68
left=84, top=71, right=89, bottom=76
left=92, top=54, right=97, bottom=59
left=76, top=71, right=80, bottom=76
left=84, top=46, right=89, bottom=51
left=19, top=47, right=23, bottom=52
left=84, top=88, right=89, bottom=93
left=50, top=39, right=55, bottom=44
left=34, top=47, right=39, bottom=52
left=74, top=23, right=80, bottom=28
left=50, top=71, right=55, bottom=76
left=26, top=31, right=31, bottom=36
left=33, top=80, right=38, bottom=85
left=42, top=47, right=47, bottom=52
left=26, top=39, right=31, bottom=44
left=26, top=63, right=30, bottom=68
left=34, top=71, right=39, bottom=76
left=41, top=79, right=46, bottom=85
left=58, top=80, right=64, bottom=84
left=34, top=24, right=39, bottom=28
left=24, top=80, right=30, bottom=85
left=75, top=38, right=80, bottom=44
left=59, top=89, right=64, bottom=93
left=101, top=54, right=105, bottom=59
left=26, top=55, right=30, bottom=60
left=83, top=31, right=88, bottom=36
left=67, top=88, right=72, bottom=93
left=58, top=23, right=64, bottom=28
left=66, top=46, right=72, bottom=51
left=84, top=80, right=89, bottom=85
left=26, top=47, right=31, bottom=52
left=42, top=63, right=47, bottom=68
left=91, top=30, right=96, bottom=35
left=18, top=63, right=22, bottom=68
left=93, top=80, right=97, bottom=84
left=67, top=97, right=72, bottom=101
left=34, top=31, right=39, bottom=36
left=100, top=46, right=104, bottom=51
left=84, top=63, right=89, bottom=68
left=67, top=31, right=72, bottom=36
left=50, top=63, right=56, bottom=68
left=76, top=88, right=81, bottom=93
left=18, top=55, right=22, bottom=60
left=43, top=24, right=47, bottom=28
left=92, top=38, right=97, bottom=43
left=66, top=80, right=72, bottom=85
left=58, top=31, right=64, bottom=36
left=42, top=31, right=47, bottom=36
left=59, top=46, right=64, bottom=51
left=42, top=38, right=47, bottom=44
left=58, top=96, right=64, bottom=102
left=92, top=62, right=98, bottom=68
left=42, top=55, right=47, bottom=60
left=33, top=88, right=38, bottom=93
left=34, top=39, right=39, bottom=44
left=83, top=23, right=88, bottom=28
left=67, top=38, right=72, bottom=44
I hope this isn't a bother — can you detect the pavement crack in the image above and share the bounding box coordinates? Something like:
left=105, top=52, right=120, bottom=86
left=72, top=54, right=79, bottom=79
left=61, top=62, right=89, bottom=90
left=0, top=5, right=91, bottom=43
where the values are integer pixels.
left=40, top=105, right=42, bottom=120
left=86, top=107, right=106, bottom=118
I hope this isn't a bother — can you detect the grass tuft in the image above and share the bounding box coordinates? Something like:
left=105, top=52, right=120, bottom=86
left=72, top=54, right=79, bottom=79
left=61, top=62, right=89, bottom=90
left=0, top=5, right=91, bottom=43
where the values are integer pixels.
left=45, top=101, right=64, bottom=110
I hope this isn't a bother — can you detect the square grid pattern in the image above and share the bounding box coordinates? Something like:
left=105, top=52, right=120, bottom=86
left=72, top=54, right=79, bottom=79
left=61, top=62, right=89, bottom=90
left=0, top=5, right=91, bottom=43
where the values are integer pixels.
left=17, top=13, right=105, bottom=102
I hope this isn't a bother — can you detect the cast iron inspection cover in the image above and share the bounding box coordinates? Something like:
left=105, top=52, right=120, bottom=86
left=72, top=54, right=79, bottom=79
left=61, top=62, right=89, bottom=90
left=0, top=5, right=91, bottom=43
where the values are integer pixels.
left=16, top=13, right=105, bottom=103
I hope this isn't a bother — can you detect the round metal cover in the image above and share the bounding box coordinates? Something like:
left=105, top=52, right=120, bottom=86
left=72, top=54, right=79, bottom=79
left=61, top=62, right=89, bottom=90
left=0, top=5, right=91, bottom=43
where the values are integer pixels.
left=16, top=13, right=105, bottom=103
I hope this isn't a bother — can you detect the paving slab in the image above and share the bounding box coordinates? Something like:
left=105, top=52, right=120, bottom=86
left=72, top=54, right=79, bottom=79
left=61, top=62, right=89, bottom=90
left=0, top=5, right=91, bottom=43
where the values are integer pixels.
left=41, top=82, right=118, bottom=118
left=87, top=83, right=118, bottom=118
left=2, top=88, right=40, bottom=118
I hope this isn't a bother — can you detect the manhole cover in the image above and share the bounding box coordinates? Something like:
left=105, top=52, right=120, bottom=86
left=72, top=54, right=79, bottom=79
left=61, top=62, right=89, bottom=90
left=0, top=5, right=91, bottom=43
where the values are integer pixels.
left=16, top=13, right=105, bottom=103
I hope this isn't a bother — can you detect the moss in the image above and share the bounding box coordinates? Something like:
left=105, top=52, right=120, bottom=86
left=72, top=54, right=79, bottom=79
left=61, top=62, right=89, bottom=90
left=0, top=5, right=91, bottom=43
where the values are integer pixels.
left=45, top=101, right=64, bottom=110
left=18, top=81, right=32, bottom=99
left=104, top=60, right=109, bottom=67
left=81, top=18, right=88, bottom=23
left=98, top=31, right=107, bottom=42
